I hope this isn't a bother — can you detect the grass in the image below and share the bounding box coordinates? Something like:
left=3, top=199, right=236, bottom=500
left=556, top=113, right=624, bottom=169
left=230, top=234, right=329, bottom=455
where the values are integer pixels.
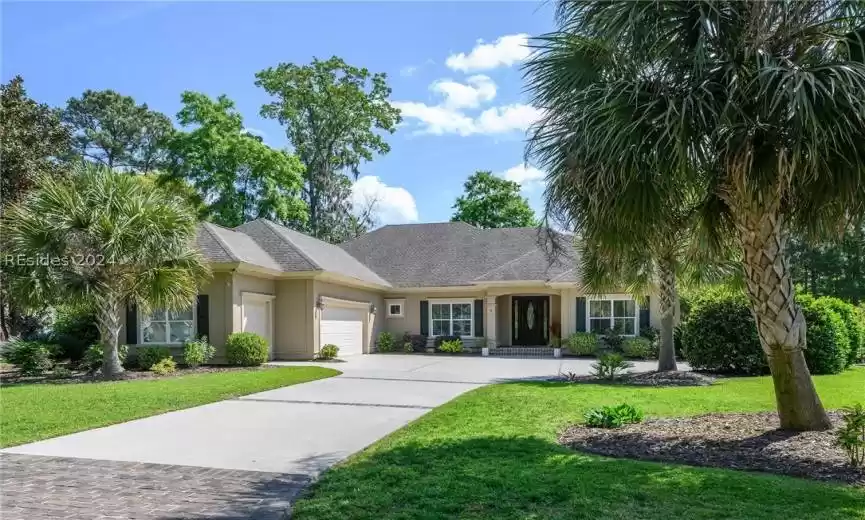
left=1, top=366, right=338, bottom=447
left=293, top=368, right=865, bottom=520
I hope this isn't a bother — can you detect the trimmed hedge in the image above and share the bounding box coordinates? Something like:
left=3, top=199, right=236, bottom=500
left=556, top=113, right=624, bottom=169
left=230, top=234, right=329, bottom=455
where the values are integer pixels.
left=797, top=294, right=850, bottom=375
left=622, top=337, right=657, bottom=359
left=820, top=296, right=864, bottom=367
left=226, top=332, right=269, bottom=366
left=566, top=332, right=598, bottom=356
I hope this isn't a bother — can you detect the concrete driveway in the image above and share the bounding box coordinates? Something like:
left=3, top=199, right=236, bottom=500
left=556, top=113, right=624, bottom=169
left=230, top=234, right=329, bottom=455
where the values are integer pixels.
left=1, top=355, right=662, bottom=519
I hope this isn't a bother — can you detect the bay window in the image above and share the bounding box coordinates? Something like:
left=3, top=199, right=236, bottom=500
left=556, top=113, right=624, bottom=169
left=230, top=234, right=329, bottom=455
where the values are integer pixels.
left=430, top=301, right=473, bottom=337
left=587, top=297, right=637, bottom=335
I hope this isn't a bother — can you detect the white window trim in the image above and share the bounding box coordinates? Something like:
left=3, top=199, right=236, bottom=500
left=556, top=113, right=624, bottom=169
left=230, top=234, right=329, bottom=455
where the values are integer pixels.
left=428, top=299, right=474, bottom=338
left=385, top=298, right=405, bottom=318
left=139, top=302, right=197, bottom=345
left=585, top=294, right=639, bottom=337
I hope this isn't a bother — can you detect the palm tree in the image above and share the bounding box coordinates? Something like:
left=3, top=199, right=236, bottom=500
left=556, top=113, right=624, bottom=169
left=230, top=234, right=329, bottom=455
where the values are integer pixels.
left=3, top=162, right=210, bottom=376
left=526, top=1, right=865, bottom=430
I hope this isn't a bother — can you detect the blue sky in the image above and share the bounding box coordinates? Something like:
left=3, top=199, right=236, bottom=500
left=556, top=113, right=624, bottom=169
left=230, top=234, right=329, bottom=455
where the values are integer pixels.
left=2, top=1, right=555, bottom=225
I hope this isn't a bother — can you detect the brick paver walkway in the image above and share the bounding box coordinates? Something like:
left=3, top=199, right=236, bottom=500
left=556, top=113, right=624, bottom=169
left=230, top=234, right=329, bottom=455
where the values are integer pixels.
left=0, top=453, right=309, bottom=519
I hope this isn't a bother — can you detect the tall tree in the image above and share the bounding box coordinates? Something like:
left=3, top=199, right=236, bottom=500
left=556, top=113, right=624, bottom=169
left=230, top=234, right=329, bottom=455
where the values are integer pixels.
left=526, top=0, right=865, bottom=430
left=790, top=220, right=865, bottom=303
left=255, top=56, right=401, bottom=243
left=3, top=163, right=210, bottom=376
left=166, top=91, right=306, bottom=228
left=451, top=171, right=538, bottom=228
left=0, top=76, right=72, bottom=340
left=62, top=89, right=173, bottom=172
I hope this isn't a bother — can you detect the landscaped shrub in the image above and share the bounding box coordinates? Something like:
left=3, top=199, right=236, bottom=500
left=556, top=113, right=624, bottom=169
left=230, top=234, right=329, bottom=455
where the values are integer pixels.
left=183, top=337, right=215, bottom=368
left=225, top=332, right=269, bottom=366
left=600, top=328, right=625, bottom=352
left=622, top=337, right=657, bottom=359
left=80, top=344, right=129, bottom=373
left=438, top=339, right=463, bottom=353
left=680, top=291, right=767, bottom=375
left=584, top=403, right=644, bottom=428
left=319, top=344, right=339, bottom=360
left=590, top=353, right=633, bottom=380
left=403, top=341, right=414, bottom=353
left=566, top=332, right=598, bottom=356
left=433, top=335, right=461, bottom=348
left=50, top=305, right=99, bottom=362
left=150, top=357, right=177, bottom=376
left=137, top=346, right=173, bottom=370
left=402, top=333, right=428, bottom=352
left=821, top=296, right=865, bottom=367
left=797, top=294, right=850, bottom=375
left=2, top=340, right=57, bottom=376
left=837, top=403, right=865, bottom=467
left=376, top=331, right=395, bottom=352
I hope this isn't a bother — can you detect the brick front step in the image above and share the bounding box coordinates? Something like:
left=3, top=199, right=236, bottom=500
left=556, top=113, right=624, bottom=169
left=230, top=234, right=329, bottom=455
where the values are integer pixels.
left=489, top=346, right=556, bottom=357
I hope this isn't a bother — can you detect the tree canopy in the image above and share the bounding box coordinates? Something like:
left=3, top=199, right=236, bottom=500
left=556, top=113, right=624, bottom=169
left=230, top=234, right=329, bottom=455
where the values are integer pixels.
left=451, top=171, right=537, bottom=228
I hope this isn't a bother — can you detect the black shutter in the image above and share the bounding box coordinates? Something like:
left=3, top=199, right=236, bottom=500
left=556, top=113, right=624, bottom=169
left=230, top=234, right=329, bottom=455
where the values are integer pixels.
left=125, top=302, right=138, bottom=345
left=420, top=300, right=429, bottom=335
left=575, top=297, right=587, bottom=332
left=474, top=299, right=484, bottom=337
left=196, top=294, right=210, bottom=340
left=639, top=296, right=650, bottom=331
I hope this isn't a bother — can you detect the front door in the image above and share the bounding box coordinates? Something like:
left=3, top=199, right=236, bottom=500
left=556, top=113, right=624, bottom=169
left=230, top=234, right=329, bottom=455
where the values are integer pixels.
left=512, top=296, right=549, bottom=346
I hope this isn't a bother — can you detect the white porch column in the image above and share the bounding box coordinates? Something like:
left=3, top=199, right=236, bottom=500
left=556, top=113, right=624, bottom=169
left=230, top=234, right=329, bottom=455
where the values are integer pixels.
left=484, top=296, right=497, bottom=355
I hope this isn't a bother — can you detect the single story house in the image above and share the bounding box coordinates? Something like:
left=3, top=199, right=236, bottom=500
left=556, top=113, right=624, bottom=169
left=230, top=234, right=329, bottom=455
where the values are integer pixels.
left=121, top=219, right=664, bottom=360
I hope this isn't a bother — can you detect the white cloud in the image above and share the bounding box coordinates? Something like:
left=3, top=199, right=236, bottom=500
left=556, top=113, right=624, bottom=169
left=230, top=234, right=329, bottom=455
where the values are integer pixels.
left=351, top=176, right=419, bottom=225
left=475, top=104, right=543, bottom=134
left=392, top=101, right=477, bottom=136
left=499, top=163, right=546, bottom=192
left=446, top=33, right=531, bottom=72
left=431, top=75, right=497, bottom=109
left=399, top=65, right=419, bottom=77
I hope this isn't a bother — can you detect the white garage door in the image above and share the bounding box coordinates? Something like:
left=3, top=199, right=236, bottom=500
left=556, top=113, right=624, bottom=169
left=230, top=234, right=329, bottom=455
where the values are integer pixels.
left=320, top=306, right=364, bottom=356
left=242, top=297, right=273, bottom=359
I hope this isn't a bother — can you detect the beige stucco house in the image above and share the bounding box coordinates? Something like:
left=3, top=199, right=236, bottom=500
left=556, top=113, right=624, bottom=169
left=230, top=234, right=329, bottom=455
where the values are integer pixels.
left=121, top=219, right=663, bottom=360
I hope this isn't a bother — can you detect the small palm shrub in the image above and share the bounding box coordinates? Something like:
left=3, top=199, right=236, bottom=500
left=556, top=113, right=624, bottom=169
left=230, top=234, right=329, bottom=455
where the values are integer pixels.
left=137, top=346, right=173, bottom=370
left=584, top=404, right=644, bottom=428
left=837, top=403, right=865, bottom=467
left=226, top=332, right=269, bottom=366
left=377, top=331, right=395, bottom=352
left=319, top=344, right=339, bottom=360
left=590, top=353, right=633, bottom=380
left=150, top=357, right=177, bottom=375
left=438, top=339, right=463, bottom=353
left=622, top=337, right=657, bottom=359
left=798, top=294, right=850, bottom=375
left=566, top=332, right=598, bottom=356
left=81, top=344, right=129, bottom=373
left=183, top=337, right=215, bottom=368
left=2, top=340, right=57, bottom=376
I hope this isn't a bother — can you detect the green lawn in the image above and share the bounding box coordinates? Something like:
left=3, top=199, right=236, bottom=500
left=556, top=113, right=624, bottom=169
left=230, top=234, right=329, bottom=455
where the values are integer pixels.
left=1, top=366, right=338, bottom=447
left=293, top=368, right=865, bottom=520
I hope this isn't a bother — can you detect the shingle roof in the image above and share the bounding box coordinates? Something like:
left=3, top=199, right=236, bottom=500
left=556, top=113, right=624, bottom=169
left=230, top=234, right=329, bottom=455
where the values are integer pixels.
left=198, top=222, right=281, bottom=271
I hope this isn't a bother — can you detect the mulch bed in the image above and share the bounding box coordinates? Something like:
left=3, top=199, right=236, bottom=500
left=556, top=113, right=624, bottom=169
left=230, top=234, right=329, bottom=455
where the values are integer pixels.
left=0, top=365, right=278, bottom=386
left=560, top=411, right=864, bottom=486
left=555, top=370, right=717, bottom=387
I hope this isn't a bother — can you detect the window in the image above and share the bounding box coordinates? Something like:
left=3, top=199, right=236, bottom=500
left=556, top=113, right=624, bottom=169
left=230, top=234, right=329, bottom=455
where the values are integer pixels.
left=588, top=297, right=637, bottom=335
left=430, top=301, right=473, bottom=337
left=141, top=307, right=194, bottom=344
left=385, top=299, right=405, bottom=318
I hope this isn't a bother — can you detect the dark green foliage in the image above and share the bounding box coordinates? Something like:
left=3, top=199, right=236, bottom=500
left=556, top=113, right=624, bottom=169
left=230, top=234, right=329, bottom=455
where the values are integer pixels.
left=81, top=344, right=128, bottom=373
left=136, top=346, right=172, bottom=370
left=451, top=171, right=537, bottom=228
left=319, top=344, right=339, bottom=360
left=820, top=296, right=865, bottom=367
left=680, top=292, right=767, bottom=375
left=403, top=333, right=428, bottom=352
left=376, top=331, right=395, bottom=353
left=590, top=353, right=633, bottom=380
left=622, top=337, right=657, bottom=359
left=438, top=339, right=463, bottom=353
left=433, top=335, right=461, bottom=348
left=226, top=332, right=269, bottom=366
left=2, top=340, right=57, bottom=376
left=837, top=403, right=865, bottom=467
left=790, top=221, right=865, bottom=304
left=599, top=328, right=625, bottom=352
left=583, top=403, right=644, bottom=428
left=50, top=306, right=99, bottom=362
left=797, top=294, right=850, bottom=375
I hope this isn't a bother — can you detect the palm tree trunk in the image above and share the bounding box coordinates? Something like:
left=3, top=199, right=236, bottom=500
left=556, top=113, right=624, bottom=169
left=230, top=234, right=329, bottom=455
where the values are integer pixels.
left=656, top=257, right=678, bottom=372
left=97, top=294, right=125, bottom=377
left=734, top=202, right=831, bottom=431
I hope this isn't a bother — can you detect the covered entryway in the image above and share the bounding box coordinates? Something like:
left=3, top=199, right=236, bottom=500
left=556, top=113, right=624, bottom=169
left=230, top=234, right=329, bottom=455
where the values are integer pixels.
left=241, top=292, right=274, bottom=359
left=512, top=296, right=550, bottom=346
left=320, top=305, right=365, bottom=356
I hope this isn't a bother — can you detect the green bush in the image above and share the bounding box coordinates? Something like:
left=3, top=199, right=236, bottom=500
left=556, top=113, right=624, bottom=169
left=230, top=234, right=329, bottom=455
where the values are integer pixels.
left=377, top=331, right=395, bottom=352
left=183, top=337, right=215, bottom=368
left=821, top=296, right=865, bottom=367
left=433, top=335, right=461, bottom=348
left=225, top=332, right=269, bottom=366
left=403, top=341, right=414, bottom=353
left=319, top=344, right=339, bottom=360
left=81, top=344, right=129, bottom=373
left=50, top=305, right=99, bottom=362
left=590, top=353, right=633, bottom=380
left=566, top=332, right=598, bottom=356
left=798, top=294, right=850, bottom=375
left=402, top=333, right=428, bottom=352
left=622, top=337, right=657, bottom=359
left=150, top=357, right=177, bottom=375
left=600, top=328, right=625, bottom=351
left=137, top=346, right=173, bottom=370
left=584, top=403, right=644, bottom=428
left=680, top=291, right=767, bottom=375
left=2, top=340, right=57, bottom=376
left=438, top=339, right=463, bottom=353
left=837, top=403, right=865, bottom=467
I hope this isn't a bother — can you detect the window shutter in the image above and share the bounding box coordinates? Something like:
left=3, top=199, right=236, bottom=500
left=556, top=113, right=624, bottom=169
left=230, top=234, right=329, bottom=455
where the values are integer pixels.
left=639, top=296, right=650, bottom=331
left=474, top=299, right=484, bottom=337
left=420, top=300, right=429, bottom=335
left=125, top=302, right=138, bottom=345
left=575, top=297, right=587, bottom=333
left=196, top=295, right=210, bottom=340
